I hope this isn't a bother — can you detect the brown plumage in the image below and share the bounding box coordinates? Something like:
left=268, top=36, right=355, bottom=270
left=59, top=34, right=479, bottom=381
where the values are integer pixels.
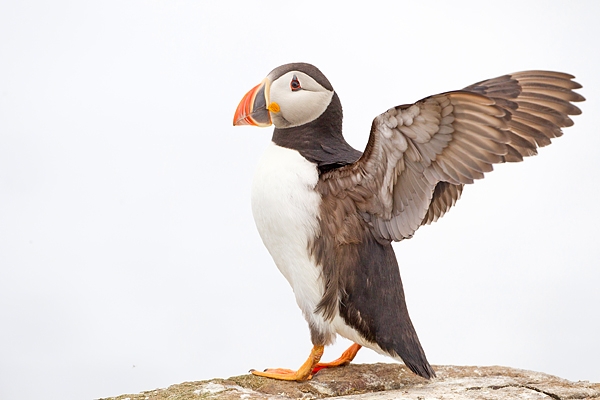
left=311, top=70, right=583, bottom=378
left=317, top=71, right=583, bottom=243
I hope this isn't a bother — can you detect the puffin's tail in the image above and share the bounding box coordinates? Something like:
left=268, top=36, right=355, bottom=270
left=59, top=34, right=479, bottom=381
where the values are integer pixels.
left=369, top=292, right=436, bottom=379
left=335, top=237, right=436, bottom=379
left=386, top=326, right=436, bottom=379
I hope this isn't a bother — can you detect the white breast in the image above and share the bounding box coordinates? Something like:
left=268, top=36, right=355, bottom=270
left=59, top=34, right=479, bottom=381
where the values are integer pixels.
left=251, top=142, right=335, bottom=343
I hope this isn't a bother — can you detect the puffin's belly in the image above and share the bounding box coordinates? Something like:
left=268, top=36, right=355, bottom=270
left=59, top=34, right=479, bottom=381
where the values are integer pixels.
left=251, top=142, right=333, bottom=340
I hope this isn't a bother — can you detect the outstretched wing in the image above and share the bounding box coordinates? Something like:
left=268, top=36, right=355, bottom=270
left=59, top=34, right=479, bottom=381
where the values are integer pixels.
left=318, top=71, right=584, bottom=242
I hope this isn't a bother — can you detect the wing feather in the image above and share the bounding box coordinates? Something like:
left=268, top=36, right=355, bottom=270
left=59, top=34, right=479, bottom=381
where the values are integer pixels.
left=317, top=71, right=583, bottom=242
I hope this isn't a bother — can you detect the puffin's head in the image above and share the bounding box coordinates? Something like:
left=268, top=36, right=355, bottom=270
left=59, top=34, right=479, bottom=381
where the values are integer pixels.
left=233, top=63, right=335, bottom=129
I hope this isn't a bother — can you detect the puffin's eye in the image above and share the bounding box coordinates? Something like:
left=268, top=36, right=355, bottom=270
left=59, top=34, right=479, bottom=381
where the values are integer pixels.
left=290, top=75, right=301, bottom=91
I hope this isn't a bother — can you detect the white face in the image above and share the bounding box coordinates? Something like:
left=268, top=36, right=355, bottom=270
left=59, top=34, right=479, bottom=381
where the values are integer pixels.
left=268, top=71, right=334, bottom=129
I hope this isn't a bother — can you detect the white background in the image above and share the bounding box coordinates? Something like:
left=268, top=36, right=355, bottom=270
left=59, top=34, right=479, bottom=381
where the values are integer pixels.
left=1, top=1, right=598, bottom=399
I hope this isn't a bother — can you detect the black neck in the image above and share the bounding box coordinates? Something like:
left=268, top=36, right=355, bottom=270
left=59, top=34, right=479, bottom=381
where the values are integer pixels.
left=271, top=93, right=361, bottom=172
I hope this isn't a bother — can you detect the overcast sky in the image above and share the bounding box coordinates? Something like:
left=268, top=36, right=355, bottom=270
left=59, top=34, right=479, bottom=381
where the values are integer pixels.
left=1, top=1, right=599, bottom=399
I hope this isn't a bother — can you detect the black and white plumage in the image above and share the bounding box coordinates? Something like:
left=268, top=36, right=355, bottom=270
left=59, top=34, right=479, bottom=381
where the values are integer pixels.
left=233, top=63, right=583, bottom=381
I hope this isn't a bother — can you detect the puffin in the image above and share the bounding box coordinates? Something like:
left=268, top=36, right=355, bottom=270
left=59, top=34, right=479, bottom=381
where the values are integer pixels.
left=232, top=63, right=583, bottom=381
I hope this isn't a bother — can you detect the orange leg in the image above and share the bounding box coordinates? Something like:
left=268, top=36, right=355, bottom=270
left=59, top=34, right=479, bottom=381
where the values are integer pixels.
left=312, top=343, right=362, bottom=374
left=251, top=345, right=324, bottom=381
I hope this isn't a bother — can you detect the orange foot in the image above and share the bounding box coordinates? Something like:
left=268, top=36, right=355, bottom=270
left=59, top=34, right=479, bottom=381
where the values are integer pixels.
left=312, top=343, right=362, bottom=374
left=251, top=345, right=324, bottom=381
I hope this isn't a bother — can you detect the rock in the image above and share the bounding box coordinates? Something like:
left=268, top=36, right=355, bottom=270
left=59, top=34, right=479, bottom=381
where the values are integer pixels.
left=100, top=364, right=600, bottom=400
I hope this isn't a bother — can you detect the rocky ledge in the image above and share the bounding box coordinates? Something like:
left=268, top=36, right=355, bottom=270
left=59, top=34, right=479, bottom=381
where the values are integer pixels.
left=101, top=364, right=600, bottom=400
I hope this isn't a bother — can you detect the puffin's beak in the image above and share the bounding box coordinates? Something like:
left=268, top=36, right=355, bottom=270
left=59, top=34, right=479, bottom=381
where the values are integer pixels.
left=233, top=78, right=273, bottom=127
